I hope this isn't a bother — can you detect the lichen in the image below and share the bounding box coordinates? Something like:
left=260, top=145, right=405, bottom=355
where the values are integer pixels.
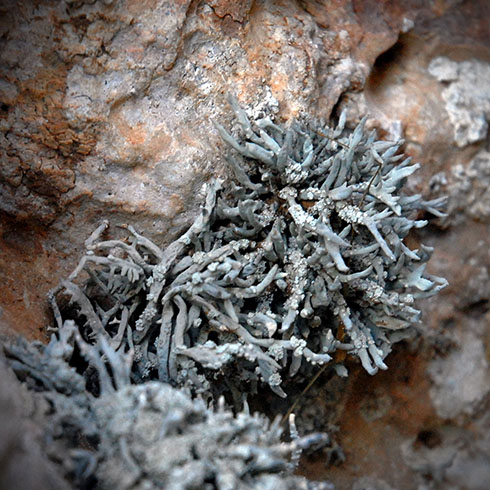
left=4, top=322, right=330, bottom=489
left=2, top=96, right=448, bottom=489
left=46, top=96, right=446, bottom=400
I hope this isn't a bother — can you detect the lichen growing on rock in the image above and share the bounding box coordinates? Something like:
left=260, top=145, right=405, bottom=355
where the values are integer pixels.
left=47, top=96, right=447, bottom=399
left=4, top=323, right=330, bottom=489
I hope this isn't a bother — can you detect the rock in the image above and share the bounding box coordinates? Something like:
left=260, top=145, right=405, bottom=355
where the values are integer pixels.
left=442, top=151, right=490, bottom=224
left=428, top=57, right=490, bottom=148
left=428, top=330, right=489, bottom=419
left=401, top=415, right=490, bottom=490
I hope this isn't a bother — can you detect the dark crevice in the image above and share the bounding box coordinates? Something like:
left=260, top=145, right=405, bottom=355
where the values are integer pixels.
left=416, top=429, right=442, bottom=449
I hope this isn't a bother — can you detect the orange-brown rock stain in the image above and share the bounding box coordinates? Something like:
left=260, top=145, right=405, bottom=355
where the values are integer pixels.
left=0, top=220, right=71, bottom=341
left=19, top=68, right=98, bottom=161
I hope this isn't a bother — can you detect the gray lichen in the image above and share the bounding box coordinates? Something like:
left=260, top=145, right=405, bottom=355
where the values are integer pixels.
left=2, top=96, right=449, bottom=489
left=4, top=323, right=330, bottom=489
left=47, top=96, right=446, bottom=399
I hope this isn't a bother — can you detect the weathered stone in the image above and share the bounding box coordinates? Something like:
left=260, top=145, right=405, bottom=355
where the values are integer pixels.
left=442, top=151, right=490, bottom=225
left=428, top=57, right=490, bottom=148
left=428, top=330, right=489, bottom=419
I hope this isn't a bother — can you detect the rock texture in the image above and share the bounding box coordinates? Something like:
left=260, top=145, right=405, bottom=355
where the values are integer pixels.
left=1, top=1, right=489, bottom=489
left=428, top=57, right=490, bottom=148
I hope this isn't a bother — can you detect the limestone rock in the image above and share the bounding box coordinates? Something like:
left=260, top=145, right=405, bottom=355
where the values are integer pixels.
left=428, top=57, right=490, bottom=148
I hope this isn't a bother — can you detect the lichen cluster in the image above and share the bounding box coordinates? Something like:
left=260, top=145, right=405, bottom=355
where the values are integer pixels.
left=2, top=97, right=448, bottom=489
left=46, top=96, right=446, bottom=399
left=5, top=323, right=330, bottom=489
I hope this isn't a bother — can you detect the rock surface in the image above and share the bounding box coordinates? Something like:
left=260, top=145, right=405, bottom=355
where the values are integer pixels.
left=428, top=57, right=490, bottom=148
left=0, top=1, right=489, bottom=489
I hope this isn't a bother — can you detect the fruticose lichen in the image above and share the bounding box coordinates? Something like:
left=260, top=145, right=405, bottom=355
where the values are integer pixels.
left=45, top=96, right=446, bottom=399
left=4, top=324, right=330, bottom=489
left=2, top=96, right=448, bottom=489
